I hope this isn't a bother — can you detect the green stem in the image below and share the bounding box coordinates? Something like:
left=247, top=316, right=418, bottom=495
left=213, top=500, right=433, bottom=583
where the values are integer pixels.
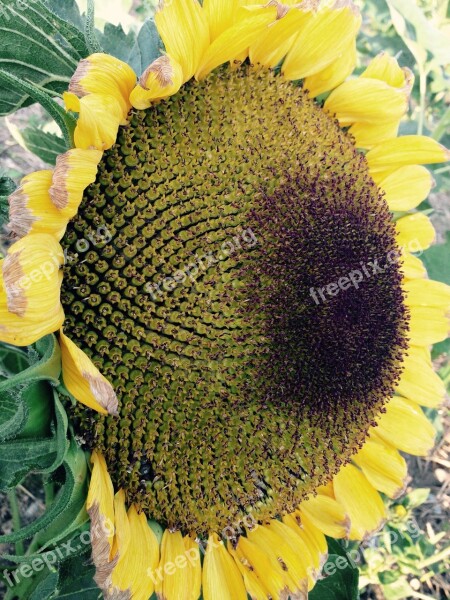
left=434, top=165, right=450, bottom=175
left=419, top=544, right=450, bottom=569
left=417, top=66, right=427, bottom=136
left=85, top=0, right=103, bottom=54
left=44, top=478, right=55, bottom=506
left=432, top=105, right=450, bottom=142
left=6, top=490, right=24, bottom=556
left=0, top=69, right=76, bottom=149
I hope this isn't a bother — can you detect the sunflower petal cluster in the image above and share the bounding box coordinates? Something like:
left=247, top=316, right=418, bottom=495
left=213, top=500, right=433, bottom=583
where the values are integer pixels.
left=1, top=1, right=449, bottom=599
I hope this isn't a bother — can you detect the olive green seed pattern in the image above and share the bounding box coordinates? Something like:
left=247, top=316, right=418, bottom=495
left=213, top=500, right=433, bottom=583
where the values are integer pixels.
left=61, top=67, right=408, bottom=535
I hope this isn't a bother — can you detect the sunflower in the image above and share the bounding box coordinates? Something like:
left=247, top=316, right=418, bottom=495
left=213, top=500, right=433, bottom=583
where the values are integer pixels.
left=1, top=0, right=450, bottom=598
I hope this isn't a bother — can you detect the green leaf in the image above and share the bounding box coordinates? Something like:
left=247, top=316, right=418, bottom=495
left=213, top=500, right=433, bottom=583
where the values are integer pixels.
left=0, top=176, right=16, bottom=197
left=0, top=176, right=15, bottom=233
left=28, top=444, right=89, bottom=554
left=3, top=564, right=58, bottom=600
left=382, top=576, right=415, bottom=600
left=0, top=336, right=68, bottom=489
left=0, top=0, right=89, bottom=116
left=386, top=0, right=450, bottom=65
left=432, top=337, right=450, bottom=360
left=30, top=571, right=59, bottom=600
left=51, top=550, right=99, bottom=599
left=0, top=340, right=60, bottom=441
left=0, top=439, right=86, bottom=549
left=128, top=18, right=162, bottom=76
left=17, top=381, right=54, bottom=439
left=0, top=387, right=68, bottom=489
left=403, top=487, right=430, bottom=509
left=0, top=344, right=28, bottom=379
left=0, top=393, right=28, bottom=442
left=379, top=569, right=401, bottom=584
left=422, top=232, right=450, bottom=285
left=0, top=438, right=58, bottom=489
left=309, top=542, right=359, bottom=600
left=21, top=126, right=67, bottom=166
left=43, top=0, right=84, bottom=30
left=439, top=362, right=450, bottom=394
left=0, top=334, right=61, bottom=393
left=0, top=358, right=55, bottom=443
left=97, top=22, right=137, bottom=64
left=309, top=559, right=359, bottom=600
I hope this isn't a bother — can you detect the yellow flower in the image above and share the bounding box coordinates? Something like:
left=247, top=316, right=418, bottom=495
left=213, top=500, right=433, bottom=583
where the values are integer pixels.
left=1, top=1, right=450, bottom=598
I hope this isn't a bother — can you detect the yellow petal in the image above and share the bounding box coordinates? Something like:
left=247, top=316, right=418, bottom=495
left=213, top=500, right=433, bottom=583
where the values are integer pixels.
left=7, top=171, right=67, bottom=240
left=230, top=535, right=287, bottom=600
left=64, top=91, right=123, bottom=151
left=409, top=305, right=449, bottom=345
left=0, top=234, right=64, bottom=346
left=349, top=121, right=400, bottom=149
left=87, top=452, right=115, bottom=529
left=130, top=55, right=184, bottom=110
left=59, top=329, right=118, bottom=415
left=404, top=278, right=450, bottom=309
left=111, top=489, right=131, bottom=559
left=396, top=346, right=446, bottom=408
left=267, top=519, right=317, bottom=590
left=360, top=52, right=407, bottom=87
left=298, top=513, right=328, bottom=568
left=396, top=213, right=435, bottom=252
left=282, top=0, right=361, bottom=81
left=400, top=251, right=427, bottom=280
left=155, top=530, right=201, bottom=600
left=366, top=136, right=450, bottom=175
left=332, top=464, right=386, bottom=541
left=1, top=234, right=63, bottom=317
left=282, top=511, right=327, bottom=574
left=247, top=522, right=309, bottom=597
left=49, top=148, right=102, bottom=220
left=184, top=536, right=202, bottom=600
left=304, top=39, right=357, bottom=98
left=69, top=53, right=136, bottom=120
left=203, top=0, right=239, bottom=41
left=249, top=6, right=313, bottom=69
left=379, top=165, right=434, bottom=211
left=316, top=481, right=335, bottom=498
left=196, top=6, right=277, bottom=80
left=374, top=396, right=436, bottom=456
left=324, top=78, right=408, bottom=126
left=87, top=451, right=116, bottom=592
left=203, top=534, right=247, bottom=600
left=155, top=0, right=210, bottom=82
left=300, top=493, right=350, bottom=539
left=111, top=506, right=160, bottom=600
left=357, top=56, right=414, bottom=144
left=353, top=438, right=408, bottom=498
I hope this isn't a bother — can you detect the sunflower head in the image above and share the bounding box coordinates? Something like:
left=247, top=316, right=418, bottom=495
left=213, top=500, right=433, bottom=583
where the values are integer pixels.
left=55, top=63, right=411, bottom=536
